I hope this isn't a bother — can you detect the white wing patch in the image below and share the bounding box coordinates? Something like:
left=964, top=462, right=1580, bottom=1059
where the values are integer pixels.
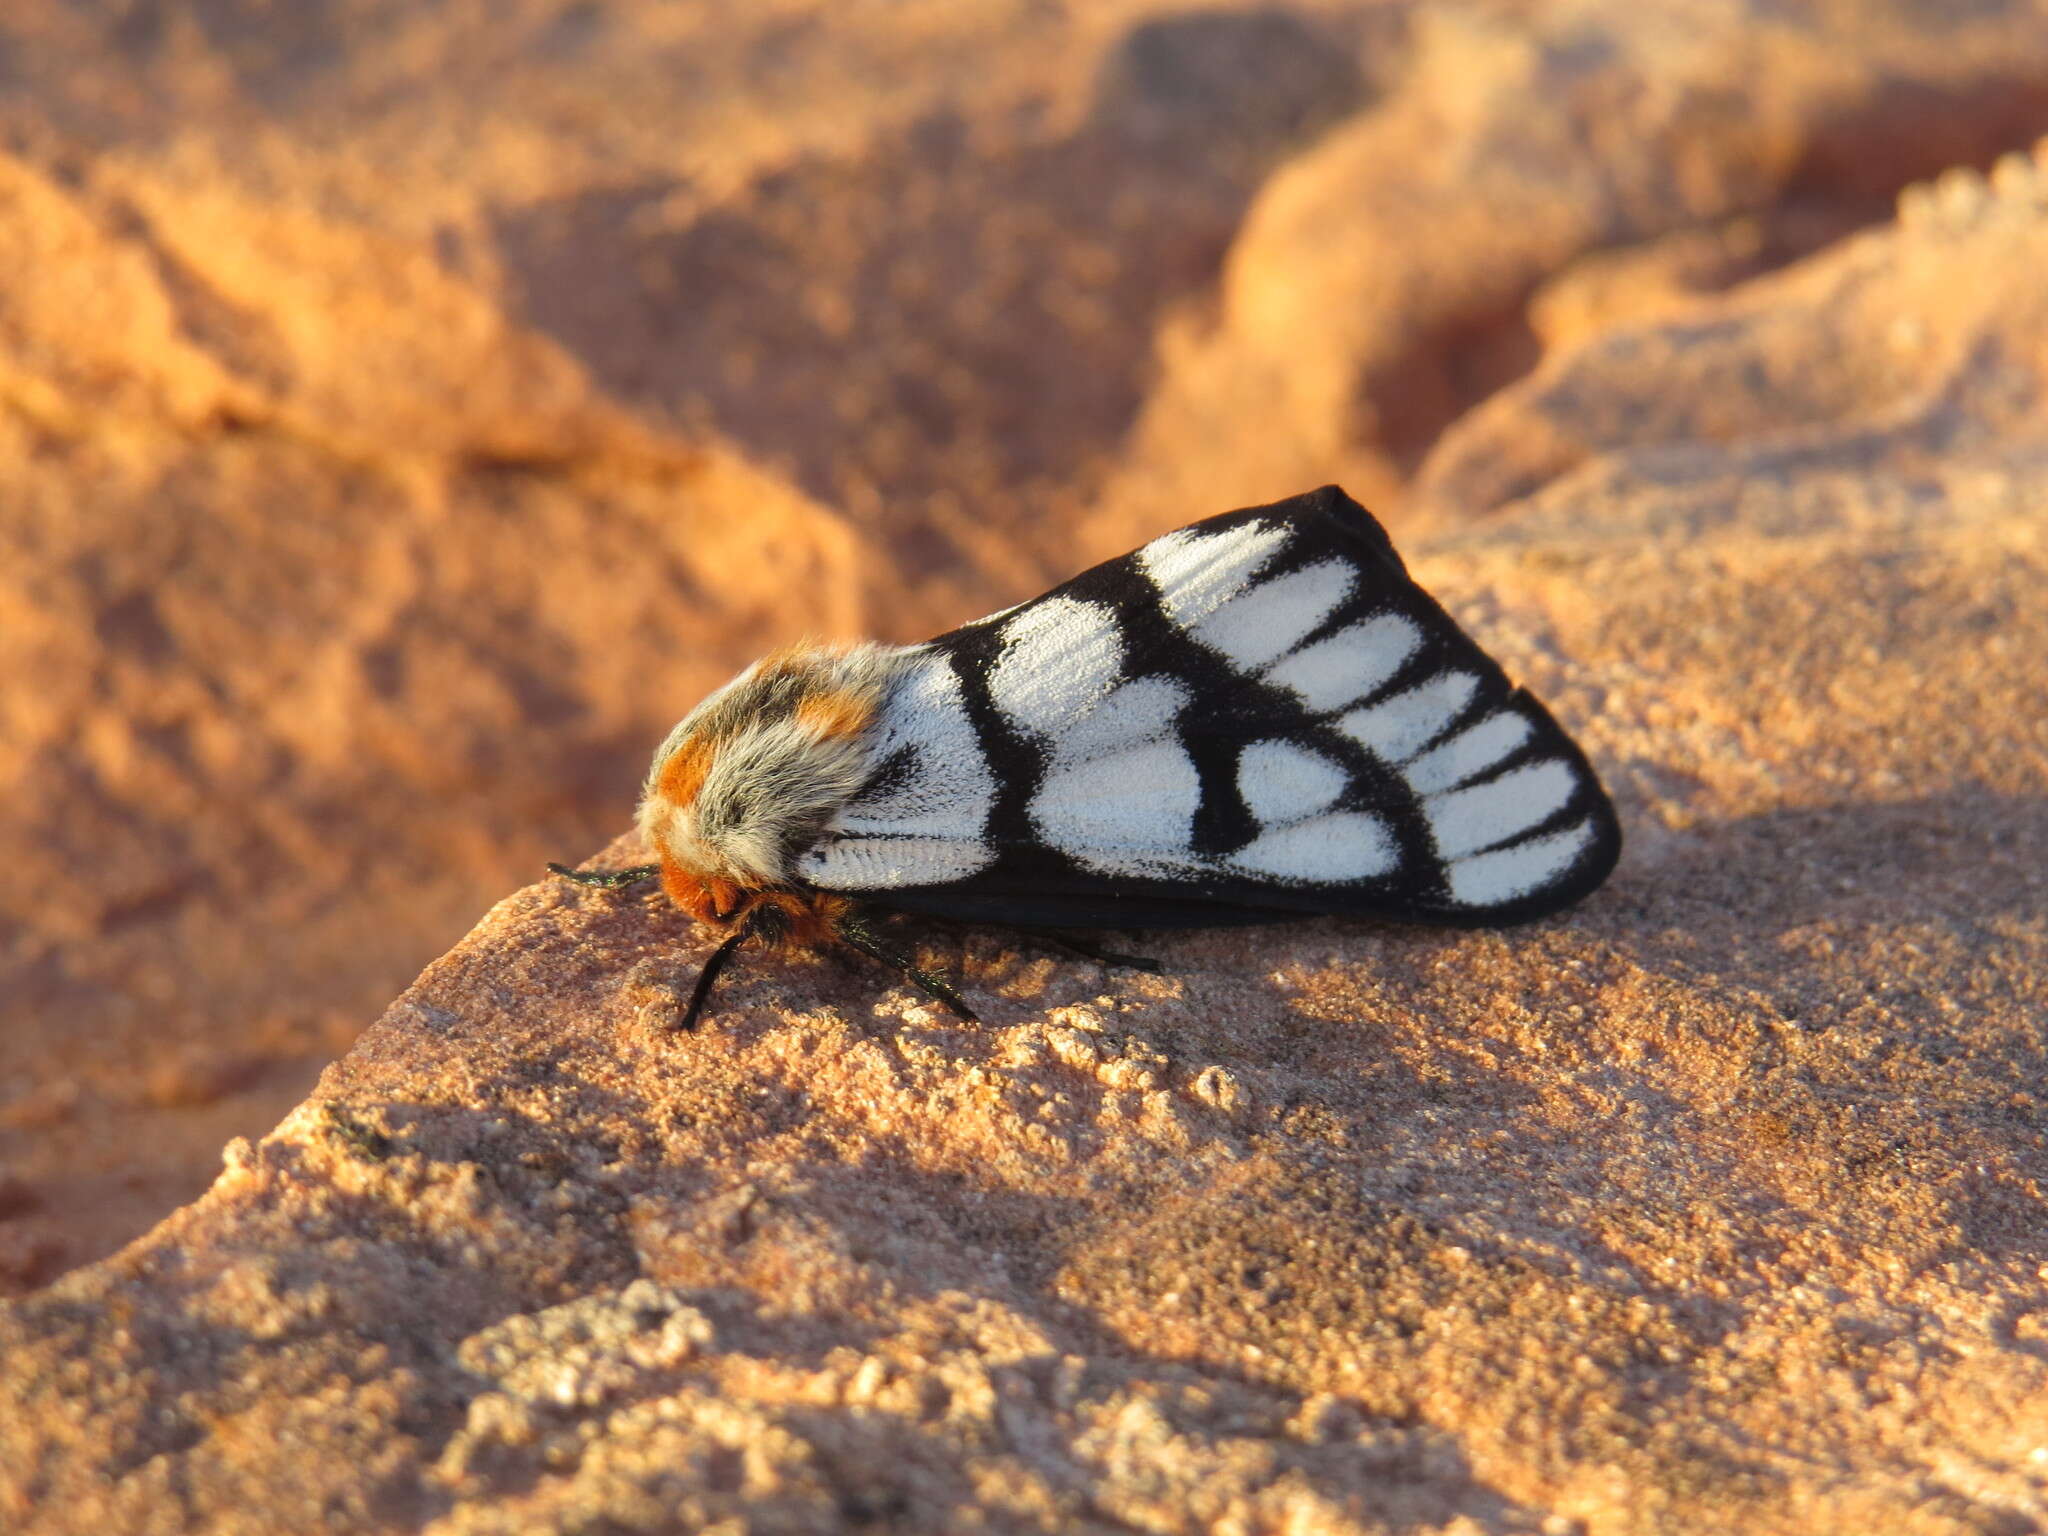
left=1231, top=813, right=1397, bottom=882
left=1262, top=613, right=1420, bottom=711
left=986, top=597, right=1124, bottom=736
left=1423, top=758, right=1579, bottom=861
left=1034, top=742, right=1203, bottom=874
left=1236, top=739, right=1347, bottom=825
left=1140, top=519, right=1292, bottom=631
left=1189, top=559, right=1353, bottom=670
left=797, top=650, right=998, bottom=890
left=1403, top=712, right=1534, bottom=796
left=801, top=836, right=996, bottom=891
left=1053, top=675, right=1186, bottom=763
left=1447, top=818, right=1595, bottom=906
left=1338, top=672, right=1478, bottom=762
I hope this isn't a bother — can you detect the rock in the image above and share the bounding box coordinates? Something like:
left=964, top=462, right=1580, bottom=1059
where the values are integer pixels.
left=6, top=148, right=2048, bottom=1527
left=0, top=127, right=866, bottom=1292
left=1413, top=136, right=2048, bottom=525
left=3, top=3, right=2048, bottom=1530
left=1081, top=0, right=2048, bottom=555
left=0, top=0, right=1367, bottom=1286
left=7, top=0, right=2048, bottom=1290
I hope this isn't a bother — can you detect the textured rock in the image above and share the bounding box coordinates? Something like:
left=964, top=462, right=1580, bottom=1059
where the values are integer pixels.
left=0, top=150, right=863, bottom=1284
left=0, top=0, right=1384, bottom=1293
left=1082, top=0, right=2048, bottom=553
left=4, top=4, right=2048, bottom=1530
left=6, top=0, right=2048, bottom=1288
left=6, top=132, right=2048, bottom=1528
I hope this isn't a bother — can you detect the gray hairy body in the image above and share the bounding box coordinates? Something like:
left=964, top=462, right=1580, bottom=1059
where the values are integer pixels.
left=637, top=642, right=908, bottom=889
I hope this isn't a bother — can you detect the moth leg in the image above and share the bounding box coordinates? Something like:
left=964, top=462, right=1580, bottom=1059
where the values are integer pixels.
left=837, top=915, right=979, bottom=1024
left=1045, top=932, right=1162, bottom=974
left=549, top=861, right=661, bottom=890
left=675, top=927, right=750, bottom=1032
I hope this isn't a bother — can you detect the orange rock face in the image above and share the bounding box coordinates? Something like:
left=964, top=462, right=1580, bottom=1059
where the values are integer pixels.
left=2, top=4, right=2047, bottom=1532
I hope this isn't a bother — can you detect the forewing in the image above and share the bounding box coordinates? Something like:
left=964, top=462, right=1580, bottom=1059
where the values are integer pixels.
left=798, top=486, right=1620, bottom=928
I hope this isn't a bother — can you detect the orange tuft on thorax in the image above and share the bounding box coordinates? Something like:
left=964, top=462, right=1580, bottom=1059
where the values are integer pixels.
left=793, top=688, right=874, bottom=743
left=656, top=736, right=716, bottom=809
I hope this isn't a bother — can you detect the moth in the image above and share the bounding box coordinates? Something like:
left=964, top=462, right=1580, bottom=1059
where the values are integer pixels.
left=553, top=486, right=1620, bottom=1028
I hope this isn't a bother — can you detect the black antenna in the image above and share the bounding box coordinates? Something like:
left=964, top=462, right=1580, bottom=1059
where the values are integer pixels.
left=548, top=862, right=660, bottom=889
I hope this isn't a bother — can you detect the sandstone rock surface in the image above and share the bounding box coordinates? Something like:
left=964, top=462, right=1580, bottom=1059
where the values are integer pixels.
left=8, top=138, right=2048, bottom=1530
left=4, top=3, right=2048, bottom=1532
left=5, top=0, right=2048, bottom=1291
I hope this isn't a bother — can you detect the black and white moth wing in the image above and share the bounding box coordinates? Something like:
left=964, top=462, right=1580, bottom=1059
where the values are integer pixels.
left=795, top=485, right=1620, bottom=929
